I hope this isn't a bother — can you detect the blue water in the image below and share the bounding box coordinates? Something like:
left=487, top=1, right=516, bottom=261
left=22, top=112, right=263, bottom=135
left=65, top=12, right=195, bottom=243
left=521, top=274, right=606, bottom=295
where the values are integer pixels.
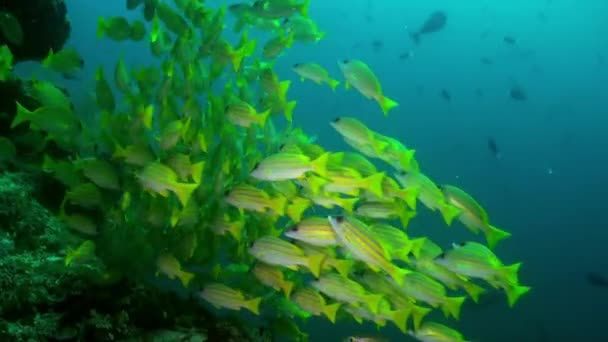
left=17, top=0, right=608, bottom=340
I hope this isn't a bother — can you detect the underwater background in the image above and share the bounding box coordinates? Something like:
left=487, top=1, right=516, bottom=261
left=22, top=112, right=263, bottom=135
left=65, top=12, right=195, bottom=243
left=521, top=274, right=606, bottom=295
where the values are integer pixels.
left=1, top=0, right=607, bottom=341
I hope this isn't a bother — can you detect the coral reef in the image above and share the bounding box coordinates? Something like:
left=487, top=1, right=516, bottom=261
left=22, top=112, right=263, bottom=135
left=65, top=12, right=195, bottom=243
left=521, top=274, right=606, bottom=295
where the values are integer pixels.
left=0, top=172, right=269, bottom=341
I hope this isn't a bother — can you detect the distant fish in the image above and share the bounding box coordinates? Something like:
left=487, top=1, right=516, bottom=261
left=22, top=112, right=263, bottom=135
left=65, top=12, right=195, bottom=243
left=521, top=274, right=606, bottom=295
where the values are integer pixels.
left=488, top=137, right=501, bottom=159
left=586, top=272, right=608, bottom=287
left=480, top=57, right=493, bottom=65
left=409, top=10, right=447, bottom=44
left=440, top=89, right=451, bottom=102
left=503, top=35, right=517, bottom=45
left=399, top=50, right=414, bottom=61
left=510, top=85, right=527, bottom=101
left=371, top=39, right=383, bottom=52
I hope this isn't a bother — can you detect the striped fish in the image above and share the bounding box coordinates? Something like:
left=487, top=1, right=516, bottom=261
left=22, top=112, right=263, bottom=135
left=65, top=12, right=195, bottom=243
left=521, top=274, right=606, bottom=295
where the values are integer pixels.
left=248, top=236, right=325, bottom=277
left=328, top=215, right=410, bottom=285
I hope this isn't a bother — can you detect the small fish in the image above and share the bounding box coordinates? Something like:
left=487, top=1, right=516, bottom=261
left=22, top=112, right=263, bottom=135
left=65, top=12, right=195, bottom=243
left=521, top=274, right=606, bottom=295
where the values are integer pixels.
left=0, top=11, right=24, bottom=46
left=137, top=161, right=199, bottom=206
left=328, top=215, right=410, bottom=285
left=312, top=272, right=383, bottom=314
left=249, top=236, right=326, bottom=277
left=199, top=283, right=262, bottom=315
left=292, top=287, right=341, bottom=323
left=586, top=273, right=608, bottom=288
left=337, top=59, right=399, bottom=115
left=371, top=39, right=383, bottom=51
left=344, top=336, right=388, bottom=342
left=225, top=183, right=286, bottom=215
left=251, top=151, right=329, bottom=181
left=156, top=253, right=195, bottom=287
left=253, top=263, right=295, bottom=297
left=225, top=100, right=270, bottom=128
left=284, top=216, right=338, bottom=247
left=410, top=11, right=447, bottom=44
left=440, top=88, right=451, bottom=102
left=487, top=137, right=500, bottom=159
left=408, top=321, right=469, bottom=342
left=65, top=240, right=96, bottom=266
left=42, top=48, right=84, bottom=75
left=292, top=62, right=340, bottom=91
left=510, top=85, right=527, bottom=101
left=503, top=35, right=517, bottom=45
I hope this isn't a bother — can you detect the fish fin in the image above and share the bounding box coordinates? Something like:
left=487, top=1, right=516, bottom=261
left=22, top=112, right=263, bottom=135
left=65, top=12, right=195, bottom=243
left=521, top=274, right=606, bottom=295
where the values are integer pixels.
left=328, top=78, right=340, bottom=92
left=279, top=80, right=291, bottom=98
left=409, top=238, right=426, bottom=259
left=363, top=172, right=384, bottom=198
left=258, top=109, right=271, bottom=128
left=96, top=17, right=105, bottom=39
left=339, top=197, right=358, bottom=213
left=270, top=195, right=287, bottom=215
left=377, top=95, right=399, bottom=115
left=442, top=296, right=466, bottom=320
left=399, top=186, right=419, bottom=210
left=284, top=100, right=296, bottom=122
left=332, top=259, right=355, bottom=278
left=463, top=282, right=485, bottom=303
left=245, top=296, right=262, bottom=315
left=344, top=80, right=350, bottom=90
left=178, top=270, right=195, bottom=287
left=504, top=284, right=530, bottom=307
left=307, top=253, right=326, bottom=278
left=440, top=203, right=461, bottom=226
left=500, top=262, right=522, bottom=285
left=486, top=225, right=512, bottom=249
left=171, top=182, right=198, bottom=206
left=399, top=209, right=416, bottom=229
left=286, top=198, right=311, bottom=222
left=190, top=161, right=205, bottom=184
left=410, top=32, right=420, bottom=44
left=389, top=265, right=411, bottom=286
left=323, top=302, right=341, bottom=323
left=11, top=102, right=33, bottom=128
left=310, top=152, right=329, bottom=177
left=411, top=306, right=431, bottom=330
left=282, top=280, right=295, bottom=298
left=299, top=0, right=310, bottom=17
left=389, top=308, right=411, bottom=333
left=365, top=294, right=383, bottom=314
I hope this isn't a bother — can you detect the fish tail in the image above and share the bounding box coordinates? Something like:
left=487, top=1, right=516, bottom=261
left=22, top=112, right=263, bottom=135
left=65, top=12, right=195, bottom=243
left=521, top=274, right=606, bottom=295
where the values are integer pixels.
left=178, top=270, right=195, bottom=287
left=440, top=203, right=461, bottom=226
left=365, top=294, right=384, bottom=314
left=228, top=222, right=243, bottom=242
left=311, top=152, right=330, bottom=177
left=463, top=282, right=485, bottom=303
left=170, top=207, right=181, bottom=227
left=323, top=302, right=341, bottom=323
left=140, top=104, right=154, bottom=130
left=378, top=95, right=399, bottom=115
left=389, top=265, right=411, bottom=286
left=486, top=224, right=512, bottom=249
left=11, top=102, right=34, bottom=129
left=504, top=284, right=531, bottom=307
left=409, top=237, right=426, bottom=259
left=171, top=182, right=198, bottom=207
left=270, top=194, right=287, bottom=215
left=245, top=296, right=262, bottom=315
left=306, top=176, right=327, bottom=195
left=233, top=18, right=246, bottom=33
left=286, top=198, right=310, bottom=222
left=363, top=172, right=384, bottom=198
left=279, top=80, right=291, bottom=99
left=307, top=253, right=326, bottom=278
left=410, top=31, right=420, bottom=44
left=283, top=100, right=296, bottom=122
left=500, top=262, right=522, bottom=285
left=338, top=197, right=358, bottom=213
left=411, top=306, right=431, bottom=331
left=96, top=17, right=106, bottom=39
left=333, top=259, right=355, bottom=278
left=398, top=186, right=419, bottom=211
left=258, top=109, right=271, bottom=128
left=399, top=208, right=417, bottom=229
left=299, top=0, right=310, bottom=17
left=443, top=296, right=466, bottom=320
left=389, top=308, right=411, bottom=333
left=328, top=78, right=340, bottom=92
left=281, top=280, right=295, bottom=298
left=190, top=161, right=205, bottom=184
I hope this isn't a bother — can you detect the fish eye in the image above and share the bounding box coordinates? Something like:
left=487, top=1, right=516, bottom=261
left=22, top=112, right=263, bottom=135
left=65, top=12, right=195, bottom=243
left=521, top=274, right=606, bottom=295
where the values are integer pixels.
left=342, top=59, right=350, bottom=64
left=457, top=241, right=467, bottom=247
left=224, top=105, right=230, bottom=112
left=334, top=215, right=344, bottom=223
left=290, top=225, right=299, bottom=232
left=332, top=117, right=341, bottom=123
left=223, top=190, right=231, bottom=197
left=293, top=63, right=299, bottom=68
left=435, top=252, right=446, bottom=260
left=252, top=162, right=260, bottom=170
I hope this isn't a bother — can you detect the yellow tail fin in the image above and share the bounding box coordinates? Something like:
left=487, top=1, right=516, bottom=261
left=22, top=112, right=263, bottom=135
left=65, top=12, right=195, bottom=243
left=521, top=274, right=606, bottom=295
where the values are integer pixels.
left=378, top=95, right=399, bottom=115
left=245, top=296, right=262, bottom=315
left=323, top=302, right=341, bottom=323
